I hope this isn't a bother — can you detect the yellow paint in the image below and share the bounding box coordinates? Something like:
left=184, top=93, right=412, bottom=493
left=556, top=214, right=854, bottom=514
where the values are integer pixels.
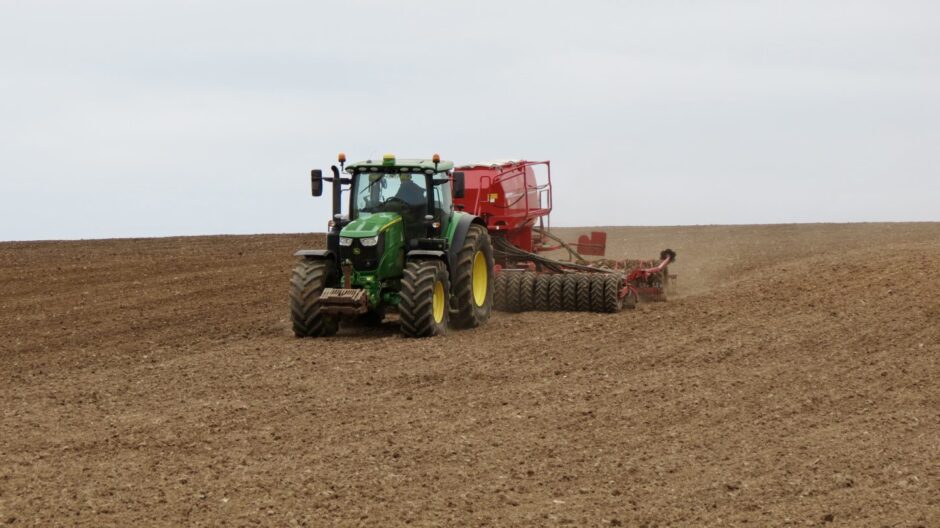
left=472, top=250, right=488, bottom=307
left=433, top=280, right=446, bottom=324
left=379, top=217, right=403, bottom=231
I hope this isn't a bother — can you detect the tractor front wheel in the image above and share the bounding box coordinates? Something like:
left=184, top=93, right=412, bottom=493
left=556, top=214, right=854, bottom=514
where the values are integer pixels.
left=399, top=260, right=450, bottom=338
left=450, top=224, right=494, bottom=328
left=289, top=259, right=339, bottom=338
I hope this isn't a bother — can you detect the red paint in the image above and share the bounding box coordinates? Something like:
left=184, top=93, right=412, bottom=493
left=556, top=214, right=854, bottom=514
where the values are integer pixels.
left=453, top=160, right=551, bottom=253
left=576, top=231, right=607, bottom=256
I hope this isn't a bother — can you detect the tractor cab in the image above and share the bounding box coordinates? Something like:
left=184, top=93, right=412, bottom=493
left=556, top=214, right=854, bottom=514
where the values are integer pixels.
left=327, top=155, right=459, bottom=281
left=345, top=155, right=455, bottom=246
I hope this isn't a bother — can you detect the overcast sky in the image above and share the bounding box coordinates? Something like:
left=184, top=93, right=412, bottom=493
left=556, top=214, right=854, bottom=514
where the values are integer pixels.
left=1, top=0, right=938, bottom=241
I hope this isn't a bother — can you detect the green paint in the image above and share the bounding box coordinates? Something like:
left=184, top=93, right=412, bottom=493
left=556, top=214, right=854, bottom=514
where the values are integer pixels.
left=378, top=219, right=405, bottom=280
left=340, top=211, right=405, bottom=281
left=350, top=271, right=383, bottom=307
left=443, top=211, right=471, bottom=245
left=340, top=212, right=401, bottom=237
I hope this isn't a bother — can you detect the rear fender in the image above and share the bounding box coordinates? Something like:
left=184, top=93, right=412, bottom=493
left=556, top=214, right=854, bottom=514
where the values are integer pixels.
left=447, top=215, right=487, bottom=283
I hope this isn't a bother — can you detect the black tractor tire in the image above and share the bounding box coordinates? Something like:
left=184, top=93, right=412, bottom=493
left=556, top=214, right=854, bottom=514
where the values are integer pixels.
left=493, top=273, right=506, bottom=311
left=548, top=274, right=565, bottom=311
left=290, top=259, right=339, bottom=338
left=603, top=275, right=624, bottom=313
left=534, top=275, right=552, bottom=311
left=504, top=272, right=524, bottom=313
left=576, top=274, right=592, bottom=312
left=519, top=273, right=536, bottom=312
left=561, top=274, right=579, bottom=311
left=450, top=225, right=495, bottom=329
left=590, top=275, right=607, bottom=312
left=399, top=260, right=450, bottom=338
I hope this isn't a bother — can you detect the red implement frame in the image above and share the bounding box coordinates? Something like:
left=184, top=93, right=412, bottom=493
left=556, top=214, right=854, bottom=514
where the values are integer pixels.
left=622, top=251, right=674, bottom=302
left=454, top=159, right=675, bottom=304
left=577, top=231, right=607, bottom=256
left=455, top=160, right=552, bottom=253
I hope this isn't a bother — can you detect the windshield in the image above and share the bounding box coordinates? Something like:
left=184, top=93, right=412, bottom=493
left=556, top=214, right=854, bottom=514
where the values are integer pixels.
left=352, top=172, right=429, bottom=218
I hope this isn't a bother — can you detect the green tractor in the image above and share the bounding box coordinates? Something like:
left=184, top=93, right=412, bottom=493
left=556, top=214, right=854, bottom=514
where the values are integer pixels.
left=290, top=153, right=495, bottom=338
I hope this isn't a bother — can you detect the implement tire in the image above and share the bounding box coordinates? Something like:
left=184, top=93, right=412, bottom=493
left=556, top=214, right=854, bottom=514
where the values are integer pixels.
left=493, top=273, right=509, bottom=311
left=590, top=275, right=607, bottom=313
left=548, top=274, right=564, bottom=311
left=505, top=273, right=523, bottom=313
left=561, top=274, right=579, bottom=311
left=450, top=225, right=494, bottom=329
left=519, top=273, right=536, bottom=312
left=399, top=260, right=450, bottom=338
left=576, top=274, right=592, bottom=312
left=290, top=259, right=339, bottom=338
left=603, top=275, right=624, bottom=313
left=534, top=275, right=552, bottom=311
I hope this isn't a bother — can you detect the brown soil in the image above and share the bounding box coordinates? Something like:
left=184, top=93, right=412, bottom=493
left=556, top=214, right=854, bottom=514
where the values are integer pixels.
left=1, top=224, right=939, bottom=527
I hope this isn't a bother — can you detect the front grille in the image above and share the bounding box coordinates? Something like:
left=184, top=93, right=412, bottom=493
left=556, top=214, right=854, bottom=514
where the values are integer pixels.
left=339, top=237, right=383, bottom=270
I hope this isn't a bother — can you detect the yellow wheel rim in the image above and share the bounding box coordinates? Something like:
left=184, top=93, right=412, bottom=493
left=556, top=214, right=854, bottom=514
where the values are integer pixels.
left=472, top=250, right=488, bottom=307
left=432, top=280, right=445, bottom=324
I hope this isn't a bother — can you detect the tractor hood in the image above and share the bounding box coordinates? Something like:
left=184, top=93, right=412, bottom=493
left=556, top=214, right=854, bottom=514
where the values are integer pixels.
left=340, top=212, right=402, bottom=238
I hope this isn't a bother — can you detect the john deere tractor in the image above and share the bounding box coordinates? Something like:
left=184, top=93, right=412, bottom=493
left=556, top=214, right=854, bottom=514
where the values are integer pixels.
left=290, top=153, right=494, bottom=338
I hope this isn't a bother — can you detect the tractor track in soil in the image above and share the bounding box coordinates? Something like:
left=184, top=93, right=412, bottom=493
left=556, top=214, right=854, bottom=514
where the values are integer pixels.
left=1, top=224, right=939, bottom=526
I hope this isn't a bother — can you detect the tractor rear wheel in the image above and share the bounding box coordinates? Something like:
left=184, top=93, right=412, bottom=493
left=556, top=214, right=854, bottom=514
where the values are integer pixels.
left=400, top=260, right=450, bottom=337
left=450, top=225, right=494, bottom=328
left=290, top=259, right=339, bottom=338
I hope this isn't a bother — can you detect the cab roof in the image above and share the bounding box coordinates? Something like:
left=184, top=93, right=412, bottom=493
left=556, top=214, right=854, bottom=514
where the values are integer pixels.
left=345, top=158, right=454, bottom=174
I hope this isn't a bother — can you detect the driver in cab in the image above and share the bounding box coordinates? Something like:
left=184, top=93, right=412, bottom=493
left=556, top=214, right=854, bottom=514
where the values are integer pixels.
left=385, top=173, right=426, bottom=241
left=366, top=173, right=427, bottom=226
left=393, top=173, right=425, bottom=209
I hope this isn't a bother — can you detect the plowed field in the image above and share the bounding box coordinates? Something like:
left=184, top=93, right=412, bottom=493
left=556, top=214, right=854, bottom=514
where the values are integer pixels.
left=2, top=223, right=939, bottom=527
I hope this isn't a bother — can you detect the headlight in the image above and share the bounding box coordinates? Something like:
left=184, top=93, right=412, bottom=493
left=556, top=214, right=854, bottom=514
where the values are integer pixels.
left=339, top=237, right=353, bottom=246
left=360, top=235, right=379, bottom=247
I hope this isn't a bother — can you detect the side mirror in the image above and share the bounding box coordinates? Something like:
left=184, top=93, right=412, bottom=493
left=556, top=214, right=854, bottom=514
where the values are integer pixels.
left=311, top=169, right=323, bottom=197
left=452, top=171, right=465, bottom=199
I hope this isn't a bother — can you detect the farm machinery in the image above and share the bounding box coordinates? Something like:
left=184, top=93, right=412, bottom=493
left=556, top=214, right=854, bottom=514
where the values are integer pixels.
left=452, top=160, right=676, bottom=313
left=290, top=154, right=675, bottom=339
left=291, top=153, right=495, bottom=338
